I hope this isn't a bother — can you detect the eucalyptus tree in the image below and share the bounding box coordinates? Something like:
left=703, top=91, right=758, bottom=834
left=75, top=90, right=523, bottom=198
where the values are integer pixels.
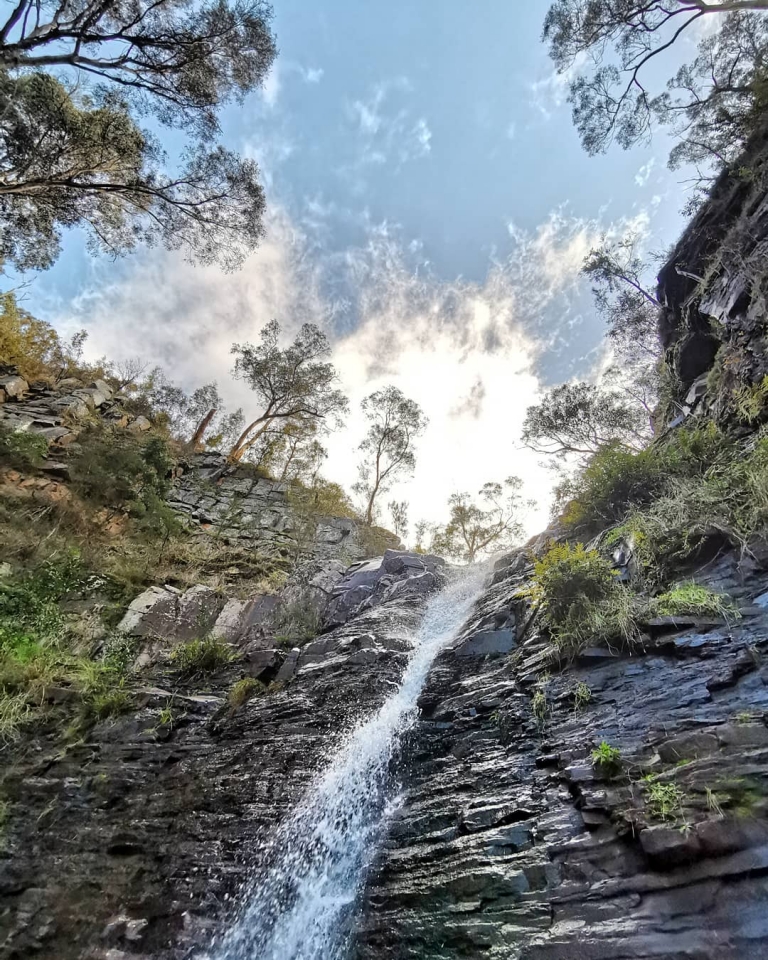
left=0, top=0, right=276, bottom=271
left=388, top=499, right=410, bottom=542
left=229, top=320, right=348, bottom=463
left=522, top=382, right=651, bottom=460
left=353, top=386, right=428, bottom=525
left=543, top=0, right=768, bottom=170
left=431, top=478, right=528, bottom=564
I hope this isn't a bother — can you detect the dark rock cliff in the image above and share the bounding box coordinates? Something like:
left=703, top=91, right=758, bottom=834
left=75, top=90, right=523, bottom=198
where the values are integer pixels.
left=355, top=547, right=768, bottom=960
left=0, top=553, right=443, bottom=959
left=657, top=118, right=768, bottom=422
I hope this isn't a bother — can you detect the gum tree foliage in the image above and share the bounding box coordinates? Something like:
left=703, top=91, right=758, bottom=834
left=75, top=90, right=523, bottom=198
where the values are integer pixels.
left=583, top=232, right=662, bottom=416
left=543, top=0, right=768, bottom=170
left=135, top=368, right=244, bottom=450
left=272, top=421, right=328, bottom=484
left=353, top=386, right=428, bottom=525
left=388, top=499, right=409, bottom=542
left=0, top=0, right=276, bottom=271
left=431, top=478, right=528, bottom=564
left=229, top=320, right=349, bottom=463
left=522, top=382, right=650, bottom=460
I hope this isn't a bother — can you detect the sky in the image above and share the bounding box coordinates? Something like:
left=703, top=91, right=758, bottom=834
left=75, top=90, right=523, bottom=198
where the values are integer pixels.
left=11, top=0, right=702, bottom=539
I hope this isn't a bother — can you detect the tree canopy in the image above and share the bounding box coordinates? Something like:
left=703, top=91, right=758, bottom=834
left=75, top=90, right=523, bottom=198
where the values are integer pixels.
left=353, top=386, right=428, bottom=525
left=229, top=320, right=348, bottom=463
left=133, top=368, right=244, bottom=451
left=522, top=381, right=650, bottom=460
left=431, top=478, right=528, bottom=564
left=543, top=0, right=768, bottom=169
left=583, top=233, right=662, bottom=416
left=0, top=0, right=276, bottom=271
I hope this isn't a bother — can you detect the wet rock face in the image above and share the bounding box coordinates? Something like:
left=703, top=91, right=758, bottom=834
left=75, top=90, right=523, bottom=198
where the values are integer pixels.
left=656, top=119, right=768, bottom=413
left=0, top=552, right=442, bottom=960
left=324, top=550, right=447, bottom=627
left=5, top=532, right=768, bottom=960
left=354, top=548, right=768, bottom=960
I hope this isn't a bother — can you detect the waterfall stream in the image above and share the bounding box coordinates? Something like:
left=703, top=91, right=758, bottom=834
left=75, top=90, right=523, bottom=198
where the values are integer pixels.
left=210, top=565, right=485, bottom=960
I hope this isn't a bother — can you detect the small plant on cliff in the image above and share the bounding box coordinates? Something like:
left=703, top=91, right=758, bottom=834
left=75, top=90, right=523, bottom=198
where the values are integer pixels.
left=171, top=637, right=233, bottom=677
left=591, top=741, right=622, bottom=774
left=653, top=583, right=738, bottom=620
left=274, top=599, right=321, bottom=648
left=529, top=542, right=637, bottom=655
left=644, top=777, right=685, bottom=822
left=532, top=687, right=548, bottom=729
left=0, top=425, right=49, bottom=471
left=228, top=676, right=263, bottom=708
left=573, top=681, right=592, bottom=711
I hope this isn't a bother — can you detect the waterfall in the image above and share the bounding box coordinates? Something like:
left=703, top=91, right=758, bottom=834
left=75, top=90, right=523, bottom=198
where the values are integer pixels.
left=210, top=565, right=486, bottom=960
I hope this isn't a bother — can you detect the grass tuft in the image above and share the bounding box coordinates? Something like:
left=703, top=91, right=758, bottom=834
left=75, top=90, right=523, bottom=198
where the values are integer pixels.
left=171, top=636, right=233, bottom=677
left=228, top=676, right=263, bottom=708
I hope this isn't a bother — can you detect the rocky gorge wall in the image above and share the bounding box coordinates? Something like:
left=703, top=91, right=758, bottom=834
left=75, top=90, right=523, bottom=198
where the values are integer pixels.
left=0, top=367, right=387, bottom=565
left=4, top=535, right=768, bottom=960
left=657, top=118, right=768, bottom=425
left=4, top=131, right=768, bottom=960
left=355, top=545, right=768, bottom=959
left=0, top=550, right=447, bottom=959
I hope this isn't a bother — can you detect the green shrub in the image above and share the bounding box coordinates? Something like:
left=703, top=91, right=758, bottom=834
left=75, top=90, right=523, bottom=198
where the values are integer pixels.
left=573, top=681, right=592, bottom=711
left=529, top=542, right=638, bottom=655
left=653, top=583, right=738, bottom=619
left=228, top=676, right=263, bottom=707
left=0, top=552, right=87, bottom=650
left=532, top=687, right=547, bottom=727
left=171, top=636, right=233, bottom=676
left=88, top=682, right=131, bottom=719
left=0, top=691, right=30, bottom=741
left=644, top=778, right=685, bottom=821
left=274, top=599, right=321, bottom=647
left=559, top=425, right=733, bottom=538
left=0, top=425, right=48, bottom=470
left=591, top=740, right=622, bottom=773
left=557, top=442, right=666, bottom=534
left=71, top=429, right=178, bottom=538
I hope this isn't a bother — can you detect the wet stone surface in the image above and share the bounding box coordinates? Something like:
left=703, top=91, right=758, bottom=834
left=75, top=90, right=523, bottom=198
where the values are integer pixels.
left=353, top=548, right=768, bottom=960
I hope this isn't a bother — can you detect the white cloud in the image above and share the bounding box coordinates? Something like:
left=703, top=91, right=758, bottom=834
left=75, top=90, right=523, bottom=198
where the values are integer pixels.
left=261, top=63, right=281, bottom=108
left=48, top=204, right=641, bottom=539
left=412, top=118, right=432, bottom=156
left=634, top=157, right=656, bottom=187
left=302, top=67, right=324, bottom=84
left=528, top=54, right=585, bottom=120
left=345, top=79, right=432, bottom=174
left=506, top=122, right=516, bottom=141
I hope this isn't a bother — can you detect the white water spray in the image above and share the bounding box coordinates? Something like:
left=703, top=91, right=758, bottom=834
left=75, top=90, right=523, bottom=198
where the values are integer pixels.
left=211, top=565, right=485, bottom=960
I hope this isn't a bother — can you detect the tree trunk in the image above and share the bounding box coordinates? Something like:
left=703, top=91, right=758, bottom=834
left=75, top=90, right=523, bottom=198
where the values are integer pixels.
left=189, top=408, right=217, bottom=450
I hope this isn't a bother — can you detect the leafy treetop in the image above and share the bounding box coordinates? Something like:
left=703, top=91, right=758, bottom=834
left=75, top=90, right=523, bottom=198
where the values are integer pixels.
left=229, top=320, right=349, bottom=462
left=543, top=0, right=768, bottom=171
left=431, top=477, right=528, bottom=563
left=353, top=385, right=428, bottom=525
left=0, top=0, right=276, bottom=271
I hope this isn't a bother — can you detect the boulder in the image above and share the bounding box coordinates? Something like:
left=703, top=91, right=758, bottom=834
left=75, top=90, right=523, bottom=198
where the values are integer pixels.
left=324, top=550, right=446, bottom=627
left=118, top=587, right=179, bottom=638
left=49, top=395, right=90, bottom=418
left=118, top=585, right=223, bottom=641
left=91, top=379, right=114, bottom=402
left=128, top=416, right=152, bottom=434
left=0, top=374, right=28, bottom=399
